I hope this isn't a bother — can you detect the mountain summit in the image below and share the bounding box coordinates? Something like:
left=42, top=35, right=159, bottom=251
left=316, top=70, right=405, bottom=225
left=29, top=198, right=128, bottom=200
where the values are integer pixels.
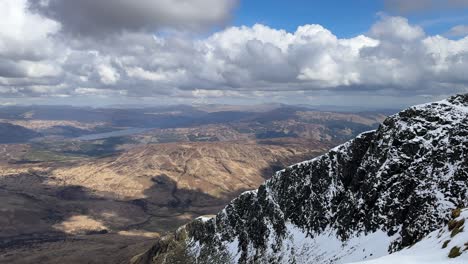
left=134, top=94, right=468, bottom=264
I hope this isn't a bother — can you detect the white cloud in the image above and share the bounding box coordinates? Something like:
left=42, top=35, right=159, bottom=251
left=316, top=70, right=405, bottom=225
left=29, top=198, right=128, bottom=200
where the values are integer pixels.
left=446, top=25, right=468, bottom=37
left=0, top=0, right=468, bottom=106
left=192, top=89, right=225, bottom=98
left=97, top=64, right=120, bottom=85
left=126, top=67, right=186, bottom=82
left=74, top=87, right=127, bottom=97
left=0, top=0, right=60, bottom=60
left=369, top=16, right=425, bottom=41
left=0, top=0, right=63, bottom=87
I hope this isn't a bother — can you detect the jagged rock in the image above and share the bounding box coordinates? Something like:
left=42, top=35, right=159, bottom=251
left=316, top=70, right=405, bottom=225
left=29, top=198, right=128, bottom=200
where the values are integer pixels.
left=137, top=94, right=468, bottom=264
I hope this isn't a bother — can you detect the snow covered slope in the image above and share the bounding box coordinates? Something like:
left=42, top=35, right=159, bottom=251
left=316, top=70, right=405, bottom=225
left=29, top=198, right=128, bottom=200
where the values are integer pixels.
left=135, top=94, right=468, bottom=264
left=349, top=208, right=468, bottom=264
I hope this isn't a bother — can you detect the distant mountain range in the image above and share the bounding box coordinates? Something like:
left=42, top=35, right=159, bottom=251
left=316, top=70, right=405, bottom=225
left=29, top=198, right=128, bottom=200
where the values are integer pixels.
left=0, top=104, right=388, bottom=144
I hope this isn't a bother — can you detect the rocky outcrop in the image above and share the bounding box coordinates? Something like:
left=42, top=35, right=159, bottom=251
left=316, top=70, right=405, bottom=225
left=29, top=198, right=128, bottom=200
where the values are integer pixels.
left=137, top=94, right=468, bottom=264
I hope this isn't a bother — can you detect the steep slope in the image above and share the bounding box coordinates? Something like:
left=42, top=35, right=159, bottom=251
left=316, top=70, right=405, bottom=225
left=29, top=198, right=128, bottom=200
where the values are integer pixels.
left=137, top=94, right=468, bottom=264
left=0, top=140, right=329, bottom=264
left=49, top=140, right=328, bottom=202
left=350, top=208, right=468, bottom=264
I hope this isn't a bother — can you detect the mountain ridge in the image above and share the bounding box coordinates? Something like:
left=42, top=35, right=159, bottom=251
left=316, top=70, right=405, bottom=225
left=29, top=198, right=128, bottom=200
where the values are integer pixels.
left=135, top=94, right=468, bottom=264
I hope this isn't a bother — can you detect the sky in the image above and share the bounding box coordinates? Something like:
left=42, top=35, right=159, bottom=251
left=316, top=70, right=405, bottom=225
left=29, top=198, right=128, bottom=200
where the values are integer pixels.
left=234, top=0, right=468, bottom=36
left=1, top=0, right=468, bottom=108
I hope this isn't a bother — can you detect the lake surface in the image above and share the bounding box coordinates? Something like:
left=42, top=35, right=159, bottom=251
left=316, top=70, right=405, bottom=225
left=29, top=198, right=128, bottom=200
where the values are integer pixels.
left=76, top=128, right=152, bottom=141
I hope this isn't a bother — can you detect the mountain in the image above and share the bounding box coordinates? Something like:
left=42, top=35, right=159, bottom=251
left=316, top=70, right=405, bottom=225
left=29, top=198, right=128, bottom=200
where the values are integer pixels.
left=0, top=140, right=328, bottom=264
left=135, top=94, right=468, bottom=264
left=350, top=208, right=468, bottom=264
left=49, top=140, right=328, bottom=210
left=0, top=123, right=40, bottom=143
left=0, top=104, right=386, bottom=142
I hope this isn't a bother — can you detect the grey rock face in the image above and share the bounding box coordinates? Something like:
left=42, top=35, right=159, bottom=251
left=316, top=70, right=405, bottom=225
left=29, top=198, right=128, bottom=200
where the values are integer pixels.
left=142, top=94, right=468, bottom=264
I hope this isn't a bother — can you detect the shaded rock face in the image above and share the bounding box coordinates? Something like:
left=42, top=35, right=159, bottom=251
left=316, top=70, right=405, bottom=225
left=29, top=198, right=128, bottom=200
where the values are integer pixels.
left=141, top=94, right=468, bottom=264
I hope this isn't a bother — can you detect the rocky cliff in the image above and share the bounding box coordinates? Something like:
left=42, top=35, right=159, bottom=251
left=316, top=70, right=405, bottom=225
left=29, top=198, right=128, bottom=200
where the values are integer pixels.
left=135, top=94, right=468, bottom=264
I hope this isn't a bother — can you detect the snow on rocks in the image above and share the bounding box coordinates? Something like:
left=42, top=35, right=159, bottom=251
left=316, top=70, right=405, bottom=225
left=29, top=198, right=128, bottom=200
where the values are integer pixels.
left=142, top=94, right=468, bottom=264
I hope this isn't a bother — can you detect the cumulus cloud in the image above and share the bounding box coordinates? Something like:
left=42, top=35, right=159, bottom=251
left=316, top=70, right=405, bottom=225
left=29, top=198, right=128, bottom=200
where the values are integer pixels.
left=0, top=0, right=63, bottom=83
left=28, top=0, right=237, bottom=36
left=1, top=0, right=468, bottom=106
left=446, top=25, right=468, bottom=37
left=97, top=64, right=120, bottom=85
left=0, top=0, right=60, bottom=60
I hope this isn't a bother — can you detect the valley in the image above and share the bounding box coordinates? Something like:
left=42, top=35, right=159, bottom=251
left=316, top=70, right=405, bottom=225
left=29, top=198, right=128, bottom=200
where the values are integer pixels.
left=0, top=104, right=387, bottom=263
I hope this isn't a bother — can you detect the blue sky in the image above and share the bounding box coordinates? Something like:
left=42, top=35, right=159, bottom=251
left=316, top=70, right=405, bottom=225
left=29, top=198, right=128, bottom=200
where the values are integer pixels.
left=233, top=0, right=468, bottom=37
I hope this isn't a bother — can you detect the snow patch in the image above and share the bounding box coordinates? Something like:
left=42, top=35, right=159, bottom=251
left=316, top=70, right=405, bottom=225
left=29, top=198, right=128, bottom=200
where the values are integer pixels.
left=349, top=209, right=468, bottom=264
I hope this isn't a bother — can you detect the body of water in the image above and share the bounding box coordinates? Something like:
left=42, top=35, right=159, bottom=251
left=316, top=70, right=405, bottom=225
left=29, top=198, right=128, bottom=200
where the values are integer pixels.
left=76, top=128, right=152, bottom=141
